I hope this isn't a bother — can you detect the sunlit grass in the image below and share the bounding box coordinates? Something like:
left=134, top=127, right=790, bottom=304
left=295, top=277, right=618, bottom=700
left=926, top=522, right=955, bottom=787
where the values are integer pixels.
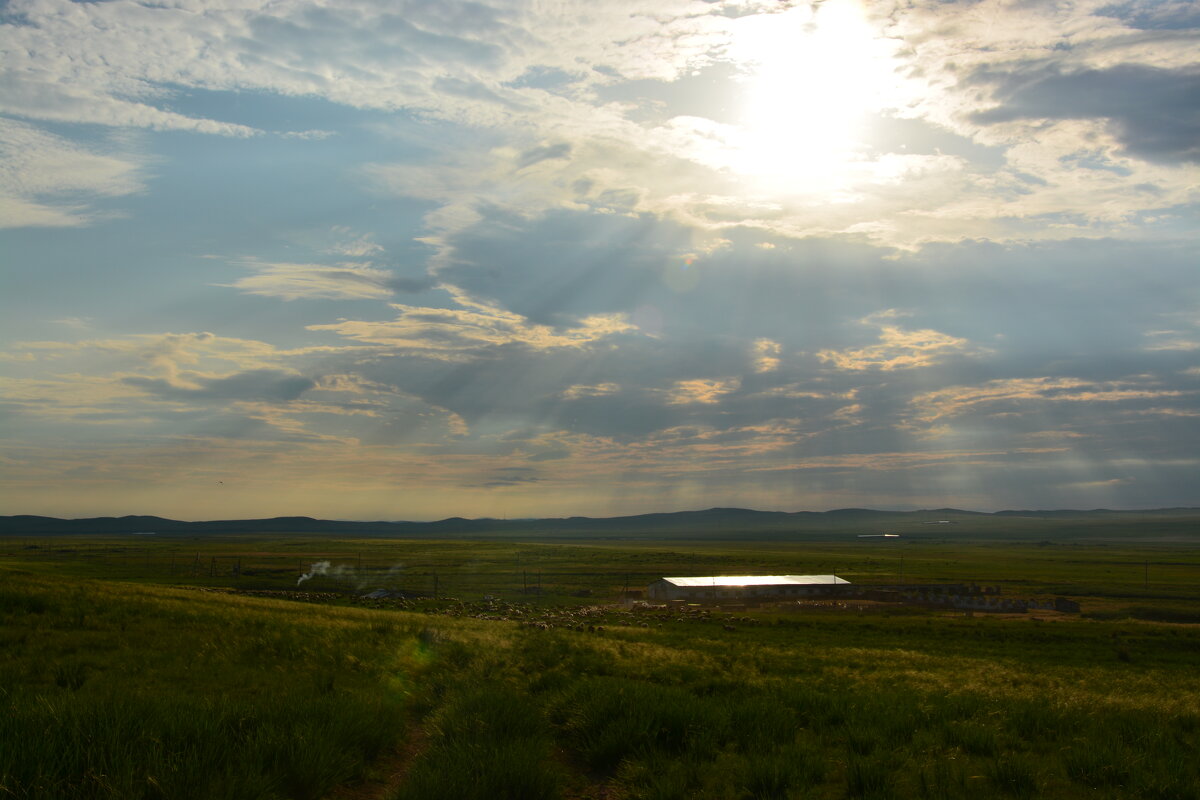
left=381, top=620, right=1199, bottom=799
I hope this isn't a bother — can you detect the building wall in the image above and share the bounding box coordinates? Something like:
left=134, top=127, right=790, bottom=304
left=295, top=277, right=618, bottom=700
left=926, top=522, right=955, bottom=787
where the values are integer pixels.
left=647, top=581, right=846, bottom=602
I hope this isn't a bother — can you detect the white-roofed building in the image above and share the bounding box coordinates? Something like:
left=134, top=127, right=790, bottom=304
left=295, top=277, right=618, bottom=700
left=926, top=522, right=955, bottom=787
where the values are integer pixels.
left=647, top=574, right=850, bottom=602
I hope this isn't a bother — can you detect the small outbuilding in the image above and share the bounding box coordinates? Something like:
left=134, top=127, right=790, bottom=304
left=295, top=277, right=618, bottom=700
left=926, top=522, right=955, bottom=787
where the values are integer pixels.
left=647, top=574, right=850, bottom=602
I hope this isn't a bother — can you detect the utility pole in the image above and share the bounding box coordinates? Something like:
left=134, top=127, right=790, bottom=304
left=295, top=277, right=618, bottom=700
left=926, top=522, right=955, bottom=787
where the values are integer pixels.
left=1145, top=561, right=1149, bottom=590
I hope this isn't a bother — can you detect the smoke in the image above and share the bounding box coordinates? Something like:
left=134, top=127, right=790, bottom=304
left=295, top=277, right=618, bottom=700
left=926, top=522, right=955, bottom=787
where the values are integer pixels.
left=297, top=560, right=331, bottom=585
left=296, top=560, right=406, bottom=590
left=375, top=563, right=405, bottom=591
left=351, top=562, right=405, bottom=592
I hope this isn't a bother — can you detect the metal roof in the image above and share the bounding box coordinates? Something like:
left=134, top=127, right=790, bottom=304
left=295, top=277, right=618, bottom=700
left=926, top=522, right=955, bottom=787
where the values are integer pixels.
left=660, top=575, right=850, bottom=587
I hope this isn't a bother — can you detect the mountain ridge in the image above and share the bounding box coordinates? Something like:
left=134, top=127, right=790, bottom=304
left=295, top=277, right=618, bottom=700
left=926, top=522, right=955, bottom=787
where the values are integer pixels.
left=3, top=506, right=1199, bottom=537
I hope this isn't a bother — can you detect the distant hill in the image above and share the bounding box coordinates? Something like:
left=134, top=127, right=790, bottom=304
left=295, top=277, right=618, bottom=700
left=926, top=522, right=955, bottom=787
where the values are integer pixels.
left=3, top=506, right=1199, bottom=541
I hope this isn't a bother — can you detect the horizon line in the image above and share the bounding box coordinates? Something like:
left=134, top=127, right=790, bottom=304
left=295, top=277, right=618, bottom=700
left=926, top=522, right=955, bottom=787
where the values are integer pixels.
left=6, top=504, right=1200, bottom=526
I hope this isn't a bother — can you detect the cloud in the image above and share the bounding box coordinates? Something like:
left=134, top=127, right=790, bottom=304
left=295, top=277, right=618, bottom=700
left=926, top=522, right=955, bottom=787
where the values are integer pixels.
left=476, top=466, right=541, bottom=487
left=123, top=369, right=316, bottom=403
left=1097, top=1, right=1200, bottom=30
left=5, top=0, right=1198, bottom=250
left=51, top=317, right=91, bottom=330
left=6, top=1, right=1200, bottom=517
left=908, top=377, right=1191, bottom=424
left=751, top=338, right=781, bottom=373
left=226, top=261, right=403, bottom=301
left=972, top=65, right=1200, bottom=164
left=1, top=74, right=261, bottom=137
left=662, top=378, right=740, bottom=405
left=562, top=383, right=620, bottom=400
left=0, top=118, right=144, bottom=227
left=326, top=228, right=385, bottom=258
left=1, top=0, right=490, bottom=134
left=309, top=288, right=635, bottom=356
left=1, top=331, right=362, bottom=391
left=419, top=206, right=690, bottom=327
left=0, top=0, right=712, bottom=134
left=1142, top=309, right=1200, bottom=351
left=516, top=141, right=572, bottom=169
left=817, top=311, right=980, bottom=371
left=1059, top=477, right=1131, bottom=490
left=1143, top=331, right=1200, bottom=351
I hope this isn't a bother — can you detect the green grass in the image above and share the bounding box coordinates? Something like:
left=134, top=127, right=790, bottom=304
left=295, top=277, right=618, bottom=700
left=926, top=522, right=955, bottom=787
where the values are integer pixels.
left=0, top=691, right=397, bottom=800
left=392, top=620, right=1197, bottom=799
left=0, top=573, right=412, bottom=800
left=5, top=528, right=1199, bottom=612
left=2, top=526, right=1199, bottom=799
left=390, top=681, right=564, bottom=800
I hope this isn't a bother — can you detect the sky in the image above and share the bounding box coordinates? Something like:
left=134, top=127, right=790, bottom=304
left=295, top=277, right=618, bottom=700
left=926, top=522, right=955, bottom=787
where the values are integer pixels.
left=1, top=0, right=1198, bottom=521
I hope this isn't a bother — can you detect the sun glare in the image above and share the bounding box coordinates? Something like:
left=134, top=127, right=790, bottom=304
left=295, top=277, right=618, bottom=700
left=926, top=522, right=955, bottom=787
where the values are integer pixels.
left=728, top=0, right=897, bottom=197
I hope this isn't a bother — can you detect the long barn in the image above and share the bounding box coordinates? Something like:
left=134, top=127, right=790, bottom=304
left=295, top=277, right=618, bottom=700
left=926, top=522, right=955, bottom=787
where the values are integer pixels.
left=647, top=574, right=850, bottom=602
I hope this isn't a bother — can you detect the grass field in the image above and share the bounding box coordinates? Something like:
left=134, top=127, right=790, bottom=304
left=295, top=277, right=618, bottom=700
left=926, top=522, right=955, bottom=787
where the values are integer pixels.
left=2, top=525, right=1199, bottom=799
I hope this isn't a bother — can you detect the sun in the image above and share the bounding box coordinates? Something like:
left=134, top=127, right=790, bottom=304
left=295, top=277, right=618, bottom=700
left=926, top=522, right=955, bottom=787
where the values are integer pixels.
left=727, top=0, right=897, bottom=197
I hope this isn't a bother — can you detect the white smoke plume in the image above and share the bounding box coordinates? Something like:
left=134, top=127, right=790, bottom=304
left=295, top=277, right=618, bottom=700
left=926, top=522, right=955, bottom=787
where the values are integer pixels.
left=297, top=560, right=405, bottom=590
left=351, top=562, right=405, bottom=592
left=297, top=560, right=331, bottom=585
left=374, top=563, right=405, bottom=590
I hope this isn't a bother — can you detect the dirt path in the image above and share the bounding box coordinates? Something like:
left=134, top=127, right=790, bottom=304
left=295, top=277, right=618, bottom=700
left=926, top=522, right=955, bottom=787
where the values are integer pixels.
left=323, top=723, right=429, bottom=800
left=553, top=745, right=619, bottom=800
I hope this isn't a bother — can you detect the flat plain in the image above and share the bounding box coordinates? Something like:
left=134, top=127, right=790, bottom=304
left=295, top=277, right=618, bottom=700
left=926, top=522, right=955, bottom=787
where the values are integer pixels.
left=2, top=512, right=1199, bottom=799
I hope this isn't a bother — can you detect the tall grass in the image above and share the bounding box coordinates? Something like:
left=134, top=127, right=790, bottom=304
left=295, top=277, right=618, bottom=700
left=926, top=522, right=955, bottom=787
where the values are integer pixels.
left=401, top=623, right=1200, bottom=799
left=0, top=573, right=413, bottom=800
left=389, top=682, right=563, bottom=800
left=0, top=690, right=400, bottom=800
